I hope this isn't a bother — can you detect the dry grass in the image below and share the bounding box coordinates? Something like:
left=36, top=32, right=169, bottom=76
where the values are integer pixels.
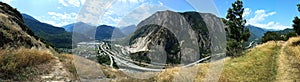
left=285, top=37, right=300, bottom=64
left=0, top=47, right=53, bottom=80
left=276, top=37, right=300, bottom=81
left=219, top=41, right=281, bottom=82
left=153, top=41, right=281, bottom=82
left=56, top=54, right=79, bottom=80
left=155, top=63, right=210, bottom=82
left=156, top=67, right=179, bottom=82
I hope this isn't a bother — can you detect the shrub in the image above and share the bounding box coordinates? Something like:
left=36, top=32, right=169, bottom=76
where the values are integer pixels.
left=261, top=32, right=282, bottom=43
left=0, top=47, right=53, bottom=80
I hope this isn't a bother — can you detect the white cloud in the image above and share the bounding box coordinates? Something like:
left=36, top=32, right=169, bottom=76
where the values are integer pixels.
left=44, top=12, right=77, bottom=27
left=243, top=8, right=251, bottom=17
left=48, top=12, right=77, bottom=20
left=120, top=0, right=144, bottom=4
left=76, top=0, right=165, bottom=26
left=80, top=0, right=86, bottom=5
left=76, top=0, right=146, bottom=26
left=1, top=0, right=13, bottom=4
left=58, top=0, right=82, bottom=7
left=158, top=1, right=163, bottom=6
left=68, top=0, right=80, bottom=7
left=77, top=13, right=99, bottom=25
left=76, top=0, right=114, bottom=25
left=39, top=20, right=70, bottom=27
left=246, top=9, right=291, bottom=30
left=58, top=0, right=69, bottom=7
left=248, top=10, right=276, bottom=24
left=118, top=3, right=167, bottom=27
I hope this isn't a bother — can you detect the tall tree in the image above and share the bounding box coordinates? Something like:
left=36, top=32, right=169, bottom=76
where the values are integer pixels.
left=293, top=4, right=300, bottom=35
left=223, top=0, right=250, bottom=57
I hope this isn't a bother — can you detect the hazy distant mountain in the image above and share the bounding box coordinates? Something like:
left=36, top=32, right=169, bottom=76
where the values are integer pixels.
left=243, top=25, right=293, bottom=48
left=120, top=25, right=136, bottom=35
left=93, top=25, right=125, bottom=41
left=22, top=14, right=66, bottom=34
left=63, top=22, right=126, bottom=41
left=246, top=25, right=267, bottom=38
left=62, top=22, right=95, bottom=33
left=274, top=28, right=294, bottom=34
left=246, top=25, right=294, bottom=40
left=62, top=22, right=76, bottom=32
left=243, top=25, right=268, bottom=48
left=22, top=14, right=89, bottom=48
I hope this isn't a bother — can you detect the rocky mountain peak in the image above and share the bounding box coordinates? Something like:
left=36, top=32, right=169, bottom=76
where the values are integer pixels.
left=127, top=10, right=226, bottom=64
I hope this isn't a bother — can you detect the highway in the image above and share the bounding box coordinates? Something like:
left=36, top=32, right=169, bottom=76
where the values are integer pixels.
left=98, top=42, right=164, bottom=72
left=97, top=42, right=224, bottom=72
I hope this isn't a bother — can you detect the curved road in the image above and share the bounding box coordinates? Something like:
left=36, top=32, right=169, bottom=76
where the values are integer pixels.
left=98, top=42, right=224, bottom=72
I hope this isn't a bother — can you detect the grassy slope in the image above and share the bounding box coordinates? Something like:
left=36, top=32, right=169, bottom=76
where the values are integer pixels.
left=219, top=41, right=281, bottom=82
left=0, top=48, right=79, bottom=81
left=0, top=48, right=54, bottom=81
left=276, top=37, right=300, bottom=81
left=154, top=41, right=282, bottom=82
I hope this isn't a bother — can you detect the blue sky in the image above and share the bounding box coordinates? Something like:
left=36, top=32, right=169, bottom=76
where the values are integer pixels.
left=215, top=0, right=300, bottom=30
left=1, top=0, right=300, bottom=30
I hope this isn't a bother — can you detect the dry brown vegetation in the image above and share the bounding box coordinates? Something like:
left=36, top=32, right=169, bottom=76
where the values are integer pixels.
left=276, top=37, right=300, bottom=81
left=146, top=41, right=282, bottom=82
left=0, top=47, right=53, bottom=80
left=219, top=41, right=281, bottom=82
left=1, top=37, right=299, bottom=81
left=285, top=37, right=300, bottom=64
left=56, top=54, right=79, bottom=80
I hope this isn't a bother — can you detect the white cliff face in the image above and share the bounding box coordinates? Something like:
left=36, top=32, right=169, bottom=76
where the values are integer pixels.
left=126, top=36, right=150, bottom=53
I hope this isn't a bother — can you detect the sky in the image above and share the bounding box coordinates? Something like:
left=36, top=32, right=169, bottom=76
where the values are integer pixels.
left=1, top=0, right=300, bottom=30
left=215, top=0, right=300, bottom=30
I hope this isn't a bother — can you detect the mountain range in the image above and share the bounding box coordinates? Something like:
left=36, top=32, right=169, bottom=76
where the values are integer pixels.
left=22, top=13, right=74, bottom=48
left=22, top=14, right=129, bottom=48
left=120, top=25, right=137, bottom=36
left=21, top=12, right=291, bottom=50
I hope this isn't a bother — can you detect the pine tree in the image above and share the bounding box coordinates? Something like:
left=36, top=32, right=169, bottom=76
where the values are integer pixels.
left=293, top=4, right=300, bottom=35
left=223, top=0, right=250, bottom=57
left=293, top=17, right=300, bottom=35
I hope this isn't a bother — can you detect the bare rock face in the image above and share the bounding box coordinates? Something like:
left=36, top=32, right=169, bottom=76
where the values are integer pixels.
left=127, top=10, right=225, bottom=64
left=0, top=2, right=46, bottom=49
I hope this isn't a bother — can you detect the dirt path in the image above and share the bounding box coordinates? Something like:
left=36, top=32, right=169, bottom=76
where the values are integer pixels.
left=39, top=57, right=73, bottom=81
left=276, top=41, right=300, bottom=82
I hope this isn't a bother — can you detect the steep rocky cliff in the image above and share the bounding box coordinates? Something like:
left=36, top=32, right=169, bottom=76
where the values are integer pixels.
left=127, top=10, right=226, bottom=64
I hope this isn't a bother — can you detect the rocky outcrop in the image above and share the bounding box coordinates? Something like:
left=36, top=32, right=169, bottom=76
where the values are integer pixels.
left=128, top=10, right=226, bottom=64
